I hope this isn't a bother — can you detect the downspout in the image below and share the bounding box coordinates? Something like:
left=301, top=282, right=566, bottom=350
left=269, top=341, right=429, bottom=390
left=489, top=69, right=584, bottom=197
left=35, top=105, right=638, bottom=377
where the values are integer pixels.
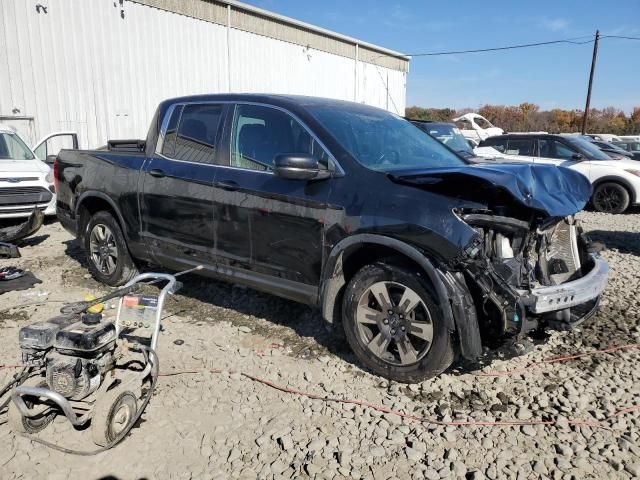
left=226, top=4, right=232, bottom=93
left=354, top=44, right=359, bottom=102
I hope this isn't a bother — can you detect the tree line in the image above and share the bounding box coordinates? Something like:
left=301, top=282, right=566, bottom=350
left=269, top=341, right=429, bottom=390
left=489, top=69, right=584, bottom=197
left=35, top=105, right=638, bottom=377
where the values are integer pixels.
left=405, top=103, right=640, bottom=135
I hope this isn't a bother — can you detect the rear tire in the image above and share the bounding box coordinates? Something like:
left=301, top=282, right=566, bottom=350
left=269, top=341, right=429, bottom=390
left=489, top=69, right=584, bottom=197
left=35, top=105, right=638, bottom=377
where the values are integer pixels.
left=592, top=182, right=630, bottom=214
left=84, top=210, right=137, bottom=286
left=91, top=386, right=138, bottom=447
left=342, top=261, right=454, bottom=383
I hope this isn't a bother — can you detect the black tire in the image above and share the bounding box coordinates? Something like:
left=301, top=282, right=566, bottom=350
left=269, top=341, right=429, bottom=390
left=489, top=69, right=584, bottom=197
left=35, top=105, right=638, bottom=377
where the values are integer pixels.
left=84, top=210, right=137, bottom=286
left=342, top=261, right=454, bottom=383
left=8, top=377, right=56, bottom=434
left=91, top=387, right=138, bottom=447
left=592, top=182, right=630, bottom=214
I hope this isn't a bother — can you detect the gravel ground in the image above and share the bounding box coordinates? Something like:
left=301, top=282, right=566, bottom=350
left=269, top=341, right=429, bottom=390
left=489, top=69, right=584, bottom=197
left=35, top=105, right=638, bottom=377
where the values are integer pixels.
left=0, top=211, right=639, bottom=480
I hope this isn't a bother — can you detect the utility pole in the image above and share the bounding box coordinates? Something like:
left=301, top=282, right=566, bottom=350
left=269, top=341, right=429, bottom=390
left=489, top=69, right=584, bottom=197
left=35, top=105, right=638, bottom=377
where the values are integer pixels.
left=581, top=30, right=600, bottom=135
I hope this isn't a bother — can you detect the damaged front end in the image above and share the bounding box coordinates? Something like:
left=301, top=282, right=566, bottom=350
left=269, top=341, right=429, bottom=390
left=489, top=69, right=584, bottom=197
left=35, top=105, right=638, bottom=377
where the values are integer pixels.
left=458, top=211, right=607, bottom=339
left=390, top=163, right=609, bottom=359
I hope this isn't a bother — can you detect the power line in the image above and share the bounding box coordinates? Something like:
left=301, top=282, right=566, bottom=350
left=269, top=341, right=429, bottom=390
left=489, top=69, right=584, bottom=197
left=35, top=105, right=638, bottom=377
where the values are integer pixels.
left=601, top=34, right=640, bottom=41
left=404, top=33, right=640, bottom=57
left=407, top=35, right=595, bottom=56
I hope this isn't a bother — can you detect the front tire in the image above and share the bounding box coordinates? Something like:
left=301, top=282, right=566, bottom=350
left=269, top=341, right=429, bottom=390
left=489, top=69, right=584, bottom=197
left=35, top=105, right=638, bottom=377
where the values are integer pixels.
left=84, top=210, right=137, bottom=286
left=592, top=182, right=630, bottom=214
left=342, top=261, right=454, bottom=383
left=8, top=377, right=57, bottom=434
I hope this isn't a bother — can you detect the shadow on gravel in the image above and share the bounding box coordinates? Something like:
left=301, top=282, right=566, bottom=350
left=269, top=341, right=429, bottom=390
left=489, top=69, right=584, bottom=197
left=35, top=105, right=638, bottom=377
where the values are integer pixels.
left=63, top=239, right=88, bottom=267
left=588, top=230, right=640, bottom=256
left=165, top=274, right=356, bottom=364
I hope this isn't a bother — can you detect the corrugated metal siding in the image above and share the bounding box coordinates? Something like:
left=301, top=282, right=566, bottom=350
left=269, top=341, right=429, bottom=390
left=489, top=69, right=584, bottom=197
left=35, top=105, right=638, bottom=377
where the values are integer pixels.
left=0, top=0, right=406, bottom=148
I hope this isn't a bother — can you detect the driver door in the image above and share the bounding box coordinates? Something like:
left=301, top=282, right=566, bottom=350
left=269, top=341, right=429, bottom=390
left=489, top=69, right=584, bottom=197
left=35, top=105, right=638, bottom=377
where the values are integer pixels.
left=212, top=103, right=333, bottom=303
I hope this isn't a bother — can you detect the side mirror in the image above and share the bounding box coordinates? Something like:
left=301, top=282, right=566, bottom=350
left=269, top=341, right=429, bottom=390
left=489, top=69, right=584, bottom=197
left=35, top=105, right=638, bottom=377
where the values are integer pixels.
left=571, top=153, right=584, bottom=161
left=45, top=155, right=57, bottom=166
left=273, top=154, right=329, bottom=180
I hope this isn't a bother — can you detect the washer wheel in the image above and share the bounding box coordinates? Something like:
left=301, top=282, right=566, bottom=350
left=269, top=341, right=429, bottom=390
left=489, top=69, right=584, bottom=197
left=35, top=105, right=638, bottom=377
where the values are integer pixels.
left=91, top=385, right=139, bottom=447
left=8, top=376, right=57, bottom=434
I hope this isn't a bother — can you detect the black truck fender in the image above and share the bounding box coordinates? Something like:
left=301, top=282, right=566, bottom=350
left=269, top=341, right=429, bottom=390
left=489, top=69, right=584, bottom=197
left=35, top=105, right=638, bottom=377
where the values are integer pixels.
left=75, top=191, right=127, bottom=237
left=319, top=234, right=482, bottom=360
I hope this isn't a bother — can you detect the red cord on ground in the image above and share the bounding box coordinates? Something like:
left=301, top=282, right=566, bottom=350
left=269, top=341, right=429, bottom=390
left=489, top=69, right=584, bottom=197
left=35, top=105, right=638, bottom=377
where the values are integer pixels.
left=158, top=367, right=635, bottom=430
left=477, top=343, right=640, bottom=377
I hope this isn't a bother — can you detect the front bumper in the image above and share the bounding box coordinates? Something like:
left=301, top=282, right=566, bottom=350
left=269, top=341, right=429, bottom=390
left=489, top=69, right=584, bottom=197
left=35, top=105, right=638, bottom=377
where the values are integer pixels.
left=520, top=254, right=609, bottom=314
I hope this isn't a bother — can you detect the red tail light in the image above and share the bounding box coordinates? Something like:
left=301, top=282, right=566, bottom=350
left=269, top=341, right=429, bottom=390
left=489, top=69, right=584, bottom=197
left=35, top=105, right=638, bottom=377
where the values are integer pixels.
left=53, top=157, right=59, bottom=193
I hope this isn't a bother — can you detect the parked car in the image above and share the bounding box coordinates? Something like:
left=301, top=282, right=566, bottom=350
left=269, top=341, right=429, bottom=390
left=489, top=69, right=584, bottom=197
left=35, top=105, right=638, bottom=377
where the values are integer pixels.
left=408, top=120, right=477, bottom=160
left=0, top=124, right=78, bottom=219
left=589, top=139, right=635, bottom=160
left=613, top=140, right=640, bottom=161
left=585, top=133, right=621, bottom=142
left=478, top=133, right=640, bottom=214
left=452, top=113, right=504, bottom=142
left=55, top=95, right=608, bottom=382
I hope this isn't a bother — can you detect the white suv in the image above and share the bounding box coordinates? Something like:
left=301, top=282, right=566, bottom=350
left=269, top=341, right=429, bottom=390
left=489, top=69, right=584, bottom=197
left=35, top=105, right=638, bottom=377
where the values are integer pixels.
left=477, top=134, right=640, bottom=214
left=0, top=125, right=77, bottom=219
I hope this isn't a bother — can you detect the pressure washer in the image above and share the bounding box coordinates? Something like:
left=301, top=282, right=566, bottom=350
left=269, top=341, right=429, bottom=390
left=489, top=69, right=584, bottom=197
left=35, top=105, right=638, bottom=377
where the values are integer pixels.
left=0, top=266, right=201, bottom=453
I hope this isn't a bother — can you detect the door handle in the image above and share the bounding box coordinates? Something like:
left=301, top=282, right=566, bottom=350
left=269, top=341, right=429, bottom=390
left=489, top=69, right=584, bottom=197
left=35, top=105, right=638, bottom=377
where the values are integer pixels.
left=149, top=168, right=166, bottom=178
left=217, top=180, right=239, bottom=191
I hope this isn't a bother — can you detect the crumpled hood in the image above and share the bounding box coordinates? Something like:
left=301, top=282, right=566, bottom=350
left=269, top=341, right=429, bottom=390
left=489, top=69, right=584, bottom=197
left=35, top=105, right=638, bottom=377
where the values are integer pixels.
left=388, top=162, right=592, bottom=217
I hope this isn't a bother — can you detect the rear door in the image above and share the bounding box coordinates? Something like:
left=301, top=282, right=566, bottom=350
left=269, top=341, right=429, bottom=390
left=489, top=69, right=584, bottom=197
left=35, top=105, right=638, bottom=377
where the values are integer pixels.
left=212, top=103, right=333, bottom=303
left=140, top=103, right=225, bottom=269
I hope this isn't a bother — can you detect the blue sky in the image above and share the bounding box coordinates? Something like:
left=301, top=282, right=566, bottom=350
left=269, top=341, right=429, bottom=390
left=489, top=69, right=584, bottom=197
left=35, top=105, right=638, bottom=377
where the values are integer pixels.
left=245, top=0, right=639, bottom=112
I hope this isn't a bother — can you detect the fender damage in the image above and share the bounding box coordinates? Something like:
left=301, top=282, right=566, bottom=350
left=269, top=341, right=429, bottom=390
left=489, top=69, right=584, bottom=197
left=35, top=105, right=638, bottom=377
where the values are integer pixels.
left=387, top=163, right=608, bottom=359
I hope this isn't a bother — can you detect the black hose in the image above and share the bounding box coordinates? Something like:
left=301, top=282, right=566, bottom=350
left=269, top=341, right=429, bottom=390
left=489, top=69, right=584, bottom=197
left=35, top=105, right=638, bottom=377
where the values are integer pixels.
left=0, top=367, right=30, bottom=408
left=19, top=348, right=159, bottom=456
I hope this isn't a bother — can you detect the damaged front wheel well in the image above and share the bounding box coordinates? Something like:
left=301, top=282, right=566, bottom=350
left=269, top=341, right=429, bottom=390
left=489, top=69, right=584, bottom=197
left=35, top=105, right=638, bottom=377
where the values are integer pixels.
left=321, top=238, right=452, bottom=330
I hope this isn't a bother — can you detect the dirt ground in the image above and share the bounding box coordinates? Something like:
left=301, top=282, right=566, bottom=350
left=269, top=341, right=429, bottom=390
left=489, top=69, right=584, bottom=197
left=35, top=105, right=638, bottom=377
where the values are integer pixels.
left=1, top=211, right=639, bottom=480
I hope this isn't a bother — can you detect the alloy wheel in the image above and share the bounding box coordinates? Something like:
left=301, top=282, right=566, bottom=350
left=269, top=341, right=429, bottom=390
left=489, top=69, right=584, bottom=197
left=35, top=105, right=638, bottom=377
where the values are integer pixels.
left=89, top=224, right=118, bottom=275
left=355, top=281, right=434, bottom=366
left=594, top=186, right=623, bottom=213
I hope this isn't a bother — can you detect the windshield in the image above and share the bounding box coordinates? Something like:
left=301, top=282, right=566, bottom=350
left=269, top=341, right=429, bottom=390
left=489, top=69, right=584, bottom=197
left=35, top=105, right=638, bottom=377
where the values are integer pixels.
left=416, top=123, right=473, bottom=156
left=307, top=105, right=467, bottom=172
left=565, top=137, right=611, bottom=160
left=0, top=132, right=35, bottom=160
left=598, top=142, right=629, bottom=154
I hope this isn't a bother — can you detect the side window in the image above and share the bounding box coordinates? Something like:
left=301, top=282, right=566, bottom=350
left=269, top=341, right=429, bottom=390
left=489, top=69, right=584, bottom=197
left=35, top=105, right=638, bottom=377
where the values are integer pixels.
left=161, top=105, right=183, bottom=158
left=505, top=139, right=534, bottom=156
left=485, top=138, right=507, bottom=153
left=539, top=139, right=551, bottom=157
left=172, top=104, right=222, bottom=164
left=551, top=141, right=577, bottom=160
left=455, top=119, right=472, bottom=130
left=230, top=104, right=330, bottom=171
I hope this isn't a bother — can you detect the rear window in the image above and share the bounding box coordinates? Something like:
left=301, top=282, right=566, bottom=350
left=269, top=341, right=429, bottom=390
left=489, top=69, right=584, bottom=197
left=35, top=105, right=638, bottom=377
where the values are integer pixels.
left=162, top=104, right=223, bottom=164
left=481, top=137, right=507, bottom=153
left=505, top=139, right=534, bottom=156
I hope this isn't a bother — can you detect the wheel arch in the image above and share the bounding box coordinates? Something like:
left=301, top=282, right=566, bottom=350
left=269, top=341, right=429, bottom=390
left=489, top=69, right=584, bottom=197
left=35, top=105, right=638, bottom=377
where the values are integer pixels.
left=320, top=234, right=456, bottom=332
left=75, top=192, right=127, bottom=239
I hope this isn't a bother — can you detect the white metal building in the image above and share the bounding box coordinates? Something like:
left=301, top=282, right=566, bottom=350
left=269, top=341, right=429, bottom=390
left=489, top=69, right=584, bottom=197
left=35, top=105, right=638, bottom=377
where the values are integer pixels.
left=0, top=0, right=410, bottom=148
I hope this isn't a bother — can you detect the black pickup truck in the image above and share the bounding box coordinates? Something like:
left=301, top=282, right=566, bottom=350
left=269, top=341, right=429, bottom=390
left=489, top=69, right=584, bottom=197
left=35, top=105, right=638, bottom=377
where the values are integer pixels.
left=55, top=94, right=609, bottom=382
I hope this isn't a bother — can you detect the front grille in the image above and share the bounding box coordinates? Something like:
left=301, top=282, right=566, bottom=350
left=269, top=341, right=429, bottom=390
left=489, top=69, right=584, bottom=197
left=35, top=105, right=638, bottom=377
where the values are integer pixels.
left=0, top=186, right=53, bottom=206
left=0, top=177, right=39, bottom=182
left=0, top=187, right=48, bottom=196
